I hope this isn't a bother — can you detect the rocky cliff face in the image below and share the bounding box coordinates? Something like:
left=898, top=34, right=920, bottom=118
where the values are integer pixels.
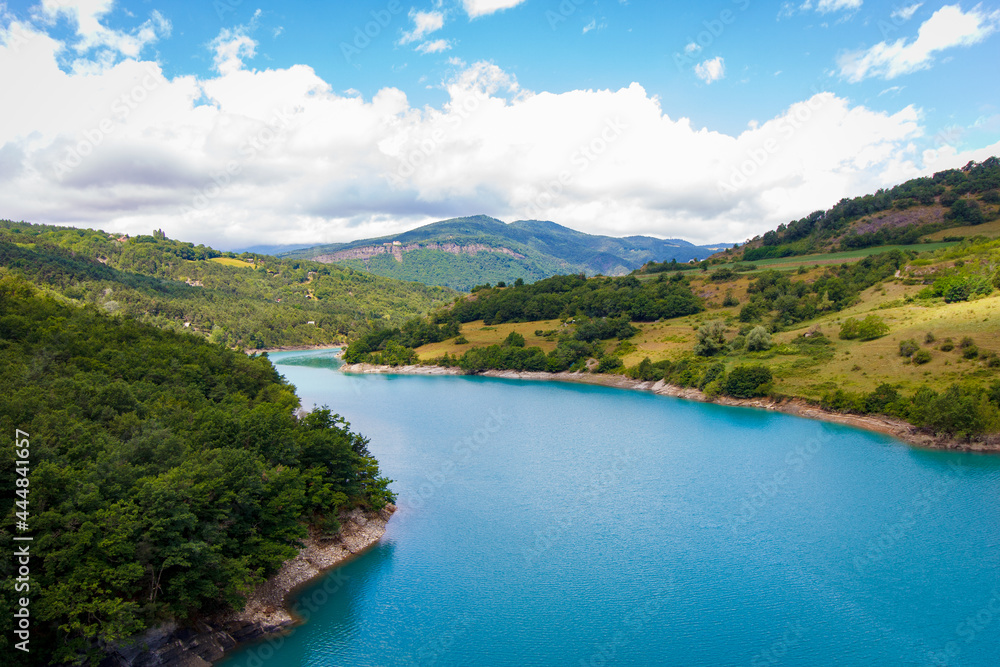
left=100, top=505, right=395, bottom=667
left=315, top=242, right=525, bottom=264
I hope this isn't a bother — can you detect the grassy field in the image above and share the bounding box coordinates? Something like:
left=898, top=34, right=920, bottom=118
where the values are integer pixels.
left=922, top=218, right=1000, bottom=241
left=711, top=242, right=959, bottom=271
left=209, top=256, right=255, bottom=268
left=417, top=259, right=1000, bottom=400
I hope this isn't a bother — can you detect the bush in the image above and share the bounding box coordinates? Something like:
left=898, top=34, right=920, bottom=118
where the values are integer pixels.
left=722, top=291, right=740, bottom=307
left=960, top=336, right=975, bottom=349
left=912, top=349, right=932, bottom=364
left=504, top=331, right=525, bottom=348
left=963, top=345, right=980, bottom=359
left=940, top=338, right=955, bottom=352
left=822, top=388, right=865, bottom=413
left=722, top=364, right=773, bottom=398
left=865, top=383, right=901, bottom=415
left=899, top=339, right=920, bottom=358
left=596, top=355, right=623, bottom=373
left=924, top=332, right=936, bottom=344
left=839, top=315, right=889, bottom=341
left=745, top=326, right=772, bottom=352
left=454, top=335, right=468, bottom=345
left=694, top=320, right=729, bottom=356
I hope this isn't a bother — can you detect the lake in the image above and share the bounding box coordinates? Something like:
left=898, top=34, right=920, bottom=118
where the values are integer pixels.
left=219, top=348, right=1000, bottom=666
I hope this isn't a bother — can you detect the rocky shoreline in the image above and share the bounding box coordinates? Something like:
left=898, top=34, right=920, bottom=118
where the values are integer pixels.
left=244, top=343, right=342, bottom=355
left=103, top=505, right=395, bottom=667
left=341, top=363, right=1000, bottom=453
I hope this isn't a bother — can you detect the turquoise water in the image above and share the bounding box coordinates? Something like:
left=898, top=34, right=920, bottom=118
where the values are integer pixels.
left=220, top=349, right=1000, bottom=666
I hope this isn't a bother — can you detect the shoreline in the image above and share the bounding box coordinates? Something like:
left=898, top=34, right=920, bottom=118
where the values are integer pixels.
left=109, top=505, right=395, bottom=666
left=341, top=363, right=1000, bottom=454
left=245, top=343, right=343, bottom=354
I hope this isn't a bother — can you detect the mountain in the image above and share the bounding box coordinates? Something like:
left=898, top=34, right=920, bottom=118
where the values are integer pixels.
left=280, top=216, right=731, bottom=291
left=0, top=220, right=455, bottom=349
left=712, top=157, right=1000, bottom=263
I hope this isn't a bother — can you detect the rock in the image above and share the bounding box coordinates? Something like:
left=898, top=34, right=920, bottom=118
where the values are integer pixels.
left=106, top=505, right=395, bottom=665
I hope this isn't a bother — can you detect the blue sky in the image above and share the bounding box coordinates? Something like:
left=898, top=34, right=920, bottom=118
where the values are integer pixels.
left=0, top=0, right=998, bottom=246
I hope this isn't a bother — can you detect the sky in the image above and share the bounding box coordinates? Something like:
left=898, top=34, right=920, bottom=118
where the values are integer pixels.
left=0, top=0, right=999, bottom=248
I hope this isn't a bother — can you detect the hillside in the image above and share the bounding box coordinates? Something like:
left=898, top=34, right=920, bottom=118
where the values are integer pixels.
left=0, top=277, right=395, bottom=664
left=344, top=234, right=1000, bottom=441
left=281, top=215, right=730, bottom=291
left=0, top=221, right=455, bottom=349
left=710, top=158, right=1000, bottom=265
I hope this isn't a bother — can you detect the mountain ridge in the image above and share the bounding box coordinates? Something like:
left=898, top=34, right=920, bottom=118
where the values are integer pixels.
left=281, top=215, right=731, bottom=291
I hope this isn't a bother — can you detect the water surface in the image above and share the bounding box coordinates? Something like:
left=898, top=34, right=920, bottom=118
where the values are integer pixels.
left=220, top=349, right=1000, bottom=666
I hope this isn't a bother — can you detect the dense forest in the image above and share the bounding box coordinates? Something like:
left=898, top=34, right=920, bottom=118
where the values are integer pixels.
left=0, top=277, right=394, bottom=665
left=0, top=220, right=453, bottom=348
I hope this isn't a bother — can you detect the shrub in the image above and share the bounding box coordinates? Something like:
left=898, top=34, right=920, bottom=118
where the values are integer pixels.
left=939, top=338, right=955, bottom=352
left=504, top=331, right=525, bottom=348
left=745, top=326, right=773, bottom=352
left=963, top=345, right=980, bottom=359
left=722, top=364, right=773, bottom=398
left=822, top=389, right=865, bottom=413
left=865, top=383, right=901, bottom=415
left=960, top=336, right=975, bottom=349
left=912, top=349, right=932, bottom=364
left=924, top=332, right=936, bottom=344
left=694, top=320, right=729, bottom=356
left=596, top=355, right=623, bottom=373
left=454, top=335, right=469, bottom=345
left=899, top=339, right=920, bottom=358
left=722, top=291, right=740, bottom=307
left=839, top=315, right=889, bottom=341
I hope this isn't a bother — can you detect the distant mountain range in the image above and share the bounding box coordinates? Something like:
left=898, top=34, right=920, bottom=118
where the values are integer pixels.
left=280, top=215, right=731, bottom=291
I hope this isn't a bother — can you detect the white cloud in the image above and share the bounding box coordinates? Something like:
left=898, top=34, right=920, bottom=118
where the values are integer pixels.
left=839, top=4, right=1000, bottom=82
left=36, top=0, right=169, bottom=70
left=416, top=39, right=451, bottom=54
left=684, top=42, right=701, bottom=54
left=0, top=13, right=991, bottom=249
left=891, top=3, right=922, bottom=22
left=801, top=0, right=862, bottom=13
left=400, top=10, right=445, bottom=44
left=461, top=0, right=527, bottom=19
left=582, top=19, right=596, bottom=34
left=694, top=56, right=725, bottom=84
left=211, top=28, right=257, bottom=75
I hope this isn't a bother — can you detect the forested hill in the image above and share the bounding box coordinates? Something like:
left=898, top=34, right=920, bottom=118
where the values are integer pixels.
left=0, top=276, right=395, bottom=665
left=715, top=157, right=1000, bottom=263
left=281, top=215, right=731, bottom=291
left=0, top=220, right=455, bottom=349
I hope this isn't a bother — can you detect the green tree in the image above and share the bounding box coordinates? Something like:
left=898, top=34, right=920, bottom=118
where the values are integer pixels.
left=694, top=320, right=729, bottom=356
